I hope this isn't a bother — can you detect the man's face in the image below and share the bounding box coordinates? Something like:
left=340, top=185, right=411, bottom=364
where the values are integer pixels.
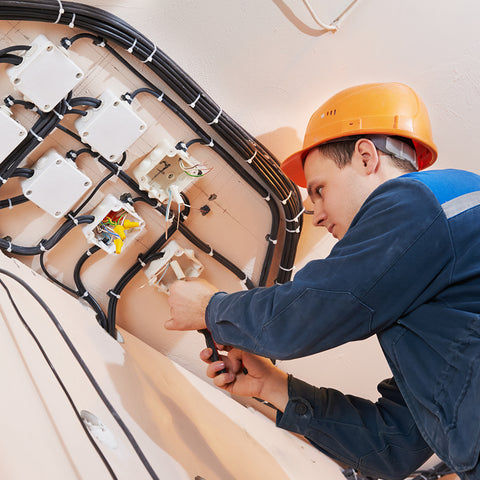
left=304, top=147, right=372, bottom=240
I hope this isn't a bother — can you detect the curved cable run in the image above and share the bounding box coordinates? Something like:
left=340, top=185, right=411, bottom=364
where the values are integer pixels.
left=0, top=0, right=304, bottom=285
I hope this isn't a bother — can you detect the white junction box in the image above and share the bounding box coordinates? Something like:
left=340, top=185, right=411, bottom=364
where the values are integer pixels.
left=22, top=149, right=92, bottom=218
left=0, top=106, right=27, bottom=162
left=7, top=34, right=84, bottom=112
left=144, top=240, right=204, bottom=294
left=82, top=194, right=145, bottom=255
left=134, top=139, right=198, bottom=203
left=75, top=90, right=147, bottom=162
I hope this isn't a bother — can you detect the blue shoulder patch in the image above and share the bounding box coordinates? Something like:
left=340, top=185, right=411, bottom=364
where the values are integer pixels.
left=402, top=169, right=480, bottom=205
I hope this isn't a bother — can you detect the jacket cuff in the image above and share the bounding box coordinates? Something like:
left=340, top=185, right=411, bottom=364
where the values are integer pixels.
left=276, top=375, right=317, bottom=435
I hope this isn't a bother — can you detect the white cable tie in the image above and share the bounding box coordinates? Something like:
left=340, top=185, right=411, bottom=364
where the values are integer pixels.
left=208, top=246, right=214, bottom=256
left=281, top=191, right=293, bottom=205
left=268, top=237, right=278, bottom=245
left=67, top=213, right=79, bottom=225
left=68, top=12, right=76, bottom=28
left=0, top=176, right=7, bottom=184
left=157, top=92, right=164, bottom=103
left=96, top=39, right=106, bottom=48
left=246, top=150, right=257, bottom=164
left=6, top=241, right=12, bottom=253
left=115, top=164, right=122, bottom=176
left=208, top=107, right=223, bottom=125
left=286, top=208, right=305, bottom=223
left=52, top=109, right=64, bottom=120
left=240, top=274, right=248, bottom=286
left=286, top=226, right=301, bottom=233
left=39, top=241, right=47, bottom=252
left=263, top=193, right=271, bottom=201
left=127, top=37, right=138, bottom=53
left=207, top=138, right=214, bottom=147
left=86, top=249, right=92, bottom=256
left=279, top=265, right=296, bottom=272
left=137, top=257, right=146, bottom=267
left=155, top=201, right=162, bottom=209
left=29, top=129, right=43, bottom=143
left=142, top=44, right=157, bottom=63
left=302, top=0, right=339, bottom=31
left=188, top=93, right=201, bottom=108
left=109, top=290, right=121, bottom=300
left=65, top=101, right=73, bottom=111
left=82, top=291, right=89, bottom=298
left=54, top=0, right=64, bottom=24
left=7, top=198, right=12, bottom=210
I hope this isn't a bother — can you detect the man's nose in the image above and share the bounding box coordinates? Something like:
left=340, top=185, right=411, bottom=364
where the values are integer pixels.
left=312, top=205, right=326, bottom=227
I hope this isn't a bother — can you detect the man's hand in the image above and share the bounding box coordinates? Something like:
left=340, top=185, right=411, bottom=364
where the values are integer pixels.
left=201, top=347, right=289, bottom=412
left=164, top=278, right=219, bottom=331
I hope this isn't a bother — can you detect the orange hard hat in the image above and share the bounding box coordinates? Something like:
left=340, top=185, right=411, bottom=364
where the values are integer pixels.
left=281, top=82, right=438, bottom=187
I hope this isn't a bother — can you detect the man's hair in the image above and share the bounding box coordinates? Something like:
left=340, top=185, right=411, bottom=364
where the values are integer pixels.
left=315, top=136, right=417, bottom=173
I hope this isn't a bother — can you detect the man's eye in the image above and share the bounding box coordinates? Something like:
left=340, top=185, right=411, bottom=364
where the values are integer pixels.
left=316, top=186, right=323, bottom=196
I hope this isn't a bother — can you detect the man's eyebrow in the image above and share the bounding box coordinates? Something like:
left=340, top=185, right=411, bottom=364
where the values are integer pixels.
left=306, top=184, right=314, bottom=197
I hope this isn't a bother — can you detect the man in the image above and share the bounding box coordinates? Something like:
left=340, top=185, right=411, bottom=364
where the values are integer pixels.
left=165, top=83, right=480, bottom=480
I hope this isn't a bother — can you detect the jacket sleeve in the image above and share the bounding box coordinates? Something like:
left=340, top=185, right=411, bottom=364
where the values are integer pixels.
left=206, top=178, right=453, bottom=359
left=276, top=376, right=433, bottom=480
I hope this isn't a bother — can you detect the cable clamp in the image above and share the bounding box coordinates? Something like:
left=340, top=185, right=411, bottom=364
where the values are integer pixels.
left=29, top=129, right=43, bottom=143
left=157, top=92, right=164, bottom=103
left=240, top=274, right=248, bottom=286
left=115, top=163, right=123, bottom=176
left=263, top=193, right=271, bottom=202
left=208, top=107, right=222, bottom=125
left=39, top=241, right=47, bottom=252
left=54, top=0, right=64, bottom=24
left=0, top=176, right=7, bottom=184
left=6, top=241, right=12, bottom=253
left=208, top=245, right=214, bottom=256
left=94, top=38, right=106, bottom=48
left=207, top=138, right=214, bottom=147
left=67, top=213, right=79, bottom=225
left=279, top=264, right=296, bottom=272
left=68, top=12, right=76, bottom=28
left=286, top=226, right=301, bottom=234
left=137, top=257, right=146, bottom=268
left=281, top=191, right=293, bottom=205
left=286, top=208, right=305, bottom=223
left=108, top=290, right=121, bottom=300
left=61, top=37, right=72, bottom=49
left=52, top=109, right=64, bottom=120
left=142, top=44, right=157, bottom=63
left=127, top=37, right=138, bottom=53
left=188, top=93, right=201, bottom=108
left=7, top=198, right=12, bottom=210
left=65, top=101, right=73, bottom=111
left=122, top=92, right=133, bottom=104
left=267, top=236, right=278, bottom=245
left=4, top=96, right=14, bottom=107
left=86, top=248, right=93, bottom=257
left=82, top=290, right=89, bottom=298
left=246, top=150, right=257, bottom=164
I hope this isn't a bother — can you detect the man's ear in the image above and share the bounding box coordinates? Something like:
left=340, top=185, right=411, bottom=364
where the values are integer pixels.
left=353, top=138, right=379, bottom=175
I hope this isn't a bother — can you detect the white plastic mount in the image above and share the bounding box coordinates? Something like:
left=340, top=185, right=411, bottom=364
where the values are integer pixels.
left=21, top=149, right=92, bottom=218
left=82, top=193, right=145, bottom=255
left=6, top=34, right=84, bottom=112
left=144, top=240, right=204, bottom=294
left=0, top=106, right=27, bottom=162
left=134, top=139, right=199, bottom=203
left=75, top=89, right=147, bottom=162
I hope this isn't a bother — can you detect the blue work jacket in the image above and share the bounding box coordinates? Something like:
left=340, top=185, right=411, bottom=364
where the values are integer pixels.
left=206, top=169, right=480, bottom=480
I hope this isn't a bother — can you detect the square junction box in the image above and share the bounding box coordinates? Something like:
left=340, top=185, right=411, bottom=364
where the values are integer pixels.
left=144, top=240, right=204, bottom=294
left=0, top=106, right=27, bottom=162
left=75, top=90, right=147, bottom=162
left=7, top=34, right=84, bottom=112
left=21, top=149, right=92, bottom=218
left=133, top=139, right=199, bottom=202
left=82, top=194, right=145, bottom=255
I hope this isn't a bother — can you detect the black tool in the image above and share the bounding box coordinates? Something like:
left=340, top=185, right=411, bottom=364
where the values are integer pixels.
left=198, top=328, right=227, bottom=374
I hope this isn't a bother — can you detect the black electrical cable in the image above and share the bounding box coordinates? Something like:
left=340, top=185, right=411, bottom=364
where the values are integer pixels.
left=39, top=251, right=79, bottom=296
left=0, top=268, right=159, bottom=480
left=0, top=277, right=118, bottom=479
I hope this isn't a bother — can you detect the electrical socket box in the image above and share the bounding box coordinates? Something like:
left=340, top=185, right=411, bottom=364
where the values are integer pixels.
left=22, top=149, right=92, bottom=218
left=134, top=139, right=198, bottom=202
left=82, top=194, right=145, bottom=255
left=6, top=34, right=84, bottom=112
left=75, top=90, right=147, bottom=162
left=144, top=240, right=204, bottom=293
left=0, top=106, right=27, bottom=162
